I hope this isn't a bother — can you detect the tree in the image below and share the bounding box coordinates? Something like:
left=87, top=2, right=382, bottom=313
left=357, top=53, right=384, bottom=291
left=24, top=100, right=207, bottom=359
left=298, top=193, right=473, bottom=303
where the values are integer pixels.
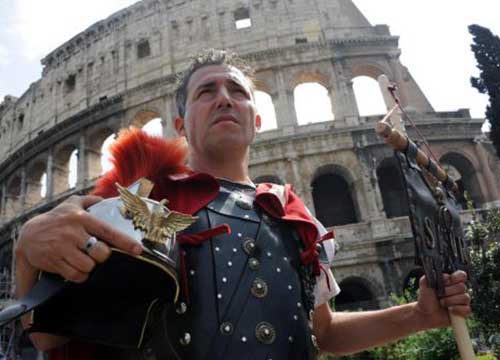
left=469, top=24, right=500, bottom=157
left=467, top=208, right=500, bottom=358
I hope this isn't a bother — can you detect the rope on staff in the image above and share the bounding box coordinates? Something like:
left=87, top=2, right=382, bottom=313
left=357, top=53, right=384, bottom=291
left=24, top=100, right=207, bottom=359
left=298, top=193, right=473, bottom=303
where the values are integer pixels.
left=375, top=118, right=458, bottom=193
left=387, top=82, right=441, bottom=166
left=376, top=80, right=458, bottom=194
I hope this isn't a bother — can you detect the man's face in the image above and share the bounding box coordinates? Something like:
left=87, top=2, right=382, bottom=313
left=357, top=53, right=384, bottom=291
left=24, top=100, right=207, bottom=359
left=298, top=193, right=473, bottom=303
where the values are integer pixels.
left=175, top=65, right=261, bottom=158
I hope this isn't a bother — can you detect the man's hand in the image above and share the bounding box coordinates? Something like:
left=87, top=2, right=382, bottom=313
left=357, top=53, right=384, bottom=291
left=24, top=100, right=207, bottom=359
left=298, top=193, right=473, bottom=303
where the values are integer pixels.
left=14, top=195, right=142, bottom=350
left=313, top=270, right=472, bottom=355
left=414, top=270, right=471, bottom=329
left=16, top=195, right=142, bottom=283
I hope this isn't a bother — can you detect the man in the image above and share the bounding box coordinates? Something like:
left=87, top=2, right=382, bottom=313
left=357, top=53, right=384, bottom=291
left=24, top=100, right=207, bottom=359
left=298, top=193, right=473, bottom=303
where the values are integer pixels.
left=15, top=49, right=471, bottom=359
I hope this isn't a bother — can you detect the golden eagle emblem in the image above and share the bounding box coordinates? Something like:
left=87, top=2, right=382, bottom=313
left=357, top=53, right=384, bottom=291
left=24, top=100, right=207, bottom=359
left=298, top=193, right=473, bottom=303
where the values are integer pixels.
left=116, top=183, right=197, bottom=245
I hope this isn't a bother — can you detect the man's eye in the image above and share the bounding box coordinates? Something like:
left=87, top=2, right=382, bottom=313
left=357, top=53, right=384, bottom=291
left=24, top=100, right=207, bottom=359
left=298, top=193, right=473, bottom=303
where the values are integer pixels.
left=233, top=88, right=247, bottom=96
left=197, top=89, right=212, bottom=98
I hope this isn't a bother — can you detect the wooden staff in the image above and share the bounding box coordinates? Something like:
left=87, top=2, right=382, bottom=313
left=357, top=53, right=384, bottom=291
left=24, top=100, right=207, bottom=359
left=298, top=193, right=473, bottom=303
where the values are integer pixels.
left=375, top=100, right=474, bottom=360
left=375, top=117, right=458, bottom=193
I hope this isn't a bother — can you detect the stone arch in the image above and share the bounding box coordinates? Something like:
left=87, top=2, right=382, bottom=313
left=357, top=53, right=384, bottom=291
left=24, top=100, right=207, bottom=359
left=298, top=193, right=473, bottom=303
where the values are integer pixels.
left=292, top=70, right=334, bottom=125
left=440, top=152, right=484, bottom=208
left=87, top=126, right=117, bottom=150
left=253, top=77, right=273, bottom=95
left=87, top=126, right=117, bottom=178
left=349, top=62, right=390, bottom=80
left=349, top=61, right=394, bottom=114
left=311, top=164, right=359, bottom=227
left=4, top=173, right=22, bottom=219
left=25, top=159, right=48, bottom=207
left=131, top=109, right=162, bottom=129
left=335, top=276, right=379, bottom=311
left=376, top=157, right=409, bottom=218
left=52, top=143, right=78, bottom=194
left=254, top=90, right=277, bottom=131
left=292, top=71, right=331, bottom=90
left=254, top=175, right=285, bottom=185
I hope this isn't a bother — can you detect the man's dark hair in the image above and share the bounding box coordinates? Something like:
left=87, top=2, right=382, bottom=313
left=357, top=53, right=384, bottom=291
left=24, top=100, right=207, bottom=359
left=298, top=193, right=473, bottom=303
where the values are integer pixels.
left=174, top=49, right=255, bottom=117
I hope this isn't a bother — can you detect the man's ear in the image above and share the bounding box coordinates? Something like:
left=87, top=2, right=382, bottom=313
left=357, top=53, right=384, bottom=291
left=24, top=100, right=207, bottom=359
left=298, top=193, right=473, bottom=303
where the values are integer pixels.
left=174, top=116, right=186, bottom=137
left=255, top=114, right=262, bottom=130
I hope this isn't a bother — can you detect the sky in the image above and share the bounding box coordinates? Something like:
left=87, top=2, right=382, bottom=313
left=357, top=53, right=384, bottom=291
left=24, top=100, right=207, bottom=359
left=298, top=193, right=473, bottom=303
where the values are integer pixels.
left=0, top=0, right=499, bottom=120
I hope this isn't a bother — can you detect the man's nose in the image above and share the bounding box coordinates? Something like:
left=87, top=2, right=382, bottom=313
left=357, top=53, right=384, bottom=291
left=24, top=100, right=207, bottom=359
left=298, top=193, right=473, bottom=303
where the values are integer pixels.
left=215, top=87, right=233, bottom=108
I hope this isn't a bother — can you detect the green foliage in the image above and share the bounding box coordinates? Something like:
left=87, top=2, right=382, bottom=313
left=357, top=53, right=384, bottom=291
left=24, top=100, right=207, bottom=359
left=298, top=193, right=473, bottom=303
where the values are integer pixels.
left=467, top=208, right=500, bottom=358
left=321, top=325, right=460, bottom=360
left=469, top=24, right=500, bottom=157
left=476, top=354, right=497, bottom=360
left=323, top=288, right=461, bottom=360
left=320, top=205, right=500, bottom=360
left=477, top=355, right=497, bottom=360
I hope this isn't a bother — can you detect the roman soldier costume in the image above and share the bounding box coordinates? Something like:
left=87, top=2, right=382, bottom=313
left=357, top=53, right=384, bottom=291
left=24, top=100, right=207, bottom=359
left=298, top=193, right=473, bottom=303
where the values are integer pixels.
left=41, top=128, right=339, bottom=360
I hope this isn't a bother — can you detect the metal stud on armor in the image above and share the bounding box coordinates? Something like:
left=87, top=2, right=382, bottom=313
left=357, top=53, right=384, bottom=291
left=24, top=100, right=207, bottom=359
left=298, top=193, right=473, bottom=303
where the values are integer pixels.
left=220, top=322, right=234, bottom=335
left=255, top=322, right=276, bottom=344
left=251, top=278, right=268, bottom=298
left=242, top=237, right=257, bottom=255
left=176, top=303, right=187, bottom=315
left=248, top=257, right=260, bottom=270
left=235, top=195, right=253, bottom=210
left=180, top=333, right=191, bottom=346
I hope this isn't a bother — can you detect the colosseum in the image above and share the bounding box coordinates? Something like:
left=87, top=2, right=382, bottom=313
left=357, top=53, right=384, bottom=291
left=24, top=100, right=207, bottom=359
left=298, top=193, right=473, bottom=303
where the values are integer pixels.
left=1, top=0, right=499, bottom=356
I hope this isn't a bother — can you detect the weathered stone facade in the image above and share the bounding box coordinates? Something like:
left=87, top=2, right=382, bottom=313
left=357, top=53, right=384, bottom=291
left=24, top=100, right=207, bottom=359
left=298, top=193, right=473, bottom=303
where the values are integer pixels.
left=0, top=0, right=499, bottom=320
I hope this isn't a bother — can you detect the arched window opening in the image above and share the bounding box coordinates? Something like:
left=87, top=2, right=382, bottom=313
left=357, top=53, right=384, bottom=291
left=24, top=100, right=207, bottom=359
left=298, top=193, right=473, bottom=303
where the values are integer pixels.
left=294, top=83, right=334, bottom=125
left=377, top=158, right=409, bottom=218
left=254, top=175, right=284, bottom=185
left=132, top=111, right=163, bottom=137
left=40, top=172, right=47, bottom=198
left=142, top=118, right=163, bottom=136
left=87, top=127, right=116, bottom=179
left=68, top=149, right=78, bottom=188
left=255, top=91, right=277, bottom=132
left=23, top=161, right=47, bottom=207
left=5, top=175, right=21, bottom=218
left=101, top=133, right=117, bottom=174
left=6, top=176, right=21, bottom=201
left=312, top=173, right=357, bottom=227
left=335, top=278, right=377, bottom=311
left=53, top=145, right=79, bottom=194
left=353, top=76, right=387, bottom=116
left=440, top=153, right=484, bottom=209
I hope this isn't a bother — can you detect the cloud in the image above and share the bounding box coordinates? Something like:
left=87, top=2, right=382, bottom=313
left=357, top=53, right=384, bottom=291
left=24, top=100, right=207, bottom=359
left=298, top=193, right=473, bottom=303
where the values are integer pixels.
left=13, top=0, right=138, bottom=61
